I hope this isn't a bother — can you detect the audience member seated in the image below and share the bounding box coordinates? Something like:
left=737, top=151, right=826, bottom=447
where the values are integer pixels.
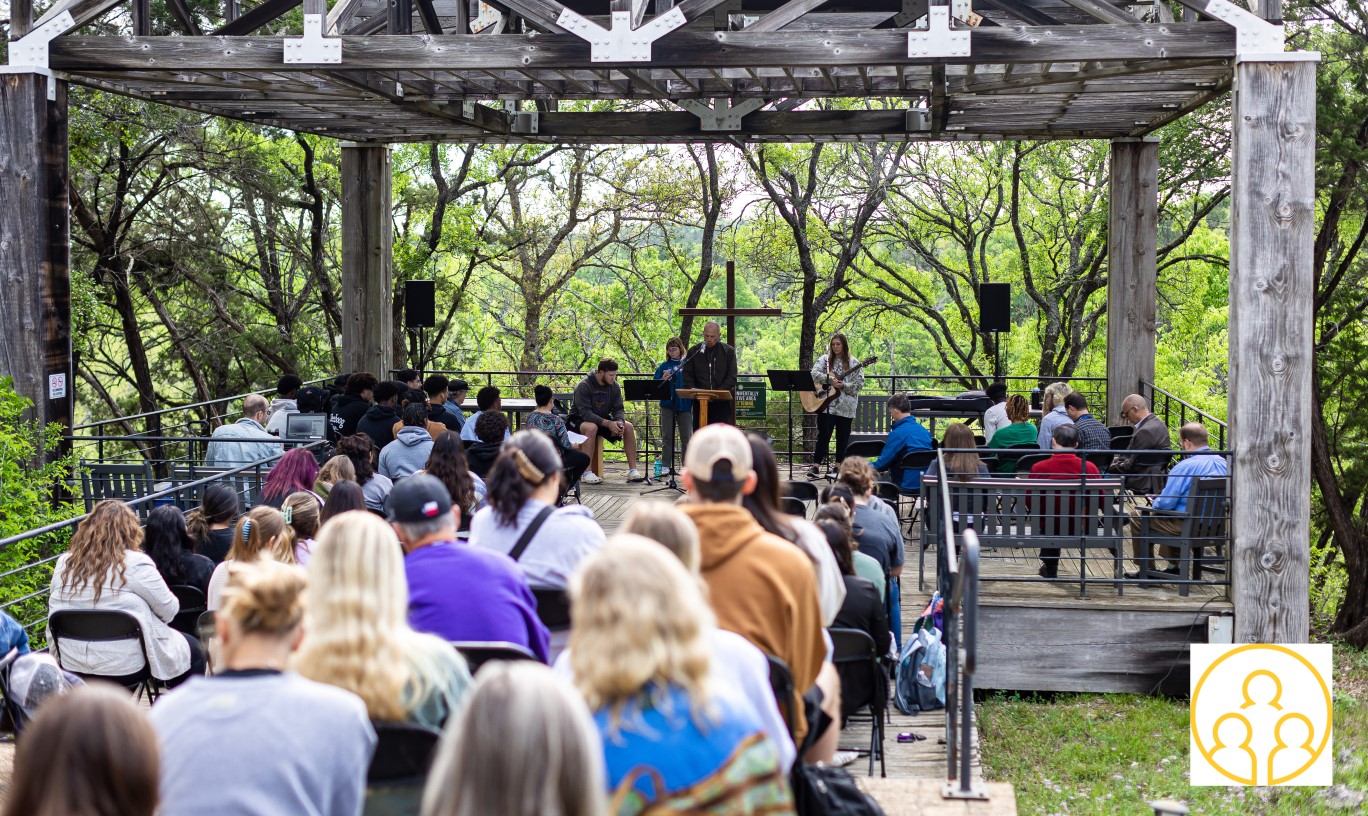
left=186, top=483, right=241, bottom=566
left=328, top=372, right=377, bottom=441
left=837, top=452, right=904, bottom=648
left=381, top=402, right=437, bottom=480
left=816, top=501, right=885, bottom=604
left=986, top=394, right=1038, bottom=471
left=1111, top=393, right=1174, bottom=494
left=1036, top=381, right=1075, bottom=450
left=981, top=381, right=1010, bottom=443
left=0, top=684, right=160, bottom=816
left=470, top=431, right=606, bottom=590
left=441, top=378, right=469, bottom=431
left=392, top=388, right=448, bottom=440
left=1029, top=424, right=1101, bottom=580
left=466, top=410, right=509, bottom=478
left=206, top=394, right=283, bottom=467
left=389, top=475, right=550, bottom=662
left=1064, top=392, right=1111, bottom=452
left=321, top=480, right=368, bottom=523
left=312, top=454, right=356, bottom=501
left=0, top=609, right=29, bottom=656
left=294, top=511, right=472, bottom=729
left=819, top=518, right=892, bottom=721
left=617, top=505, right=797, bottom=772
left=525, top=384, right=592, bottom=490
left=923, top=422, right=991, bottom=482
left=837, top=456, right=901, bottom=525
left=420, top=662, right=605, bottom=816
left=144, top=505, right=214, bottom=599
left=678, top=424, right=830, bottom=755
left=871, top=393, right=933, bottom=490
left=258, top=447, right=320, bottom=509
left=48, top=501, right=206, bottom=688
left=568, top=537, right=793, bottom=811
left=284, top=491, right=323, bottom=566
left=337, top=433, right=393, bottom=513
left=741, top=433, right=846, bottom=627
left=422, top=431, right=487, bottom=533
left=569, top=358, right=642, bottom=483
left=151, top=560, right=376, bottom=816
left=461, top=386, right=510, bottom=443
left=423, top=375, right=462, bottom=432
left=398, top=368, right=422, bottom=391
left=264, top=374, right=304, bottom=437
left=1124, top=422, right=1229, bottom=580
left=207, top=506, right=297, bottom=610
left=356, top=381, right=404, bottom=449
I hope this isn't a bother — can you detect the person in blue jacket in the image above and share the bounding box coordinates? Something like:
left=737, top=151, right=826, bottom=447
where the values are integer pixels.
left=654, top=337, right=694, bottom=475
left=871, top=394, right=933, bottom=490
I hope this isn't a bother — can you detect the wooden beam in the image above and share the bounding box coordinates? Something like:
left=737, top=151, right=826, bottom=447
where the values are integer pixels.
left=212, top=0, right=303, bottom=35
left=976, top=0, right=1060, bottom=25
left=166, top=0, right=205, bottom=35
left=340, top=144, right=394, bottom=378
left=1054, top=0, right=1138, bottom=25
left=746, top=0, right=831, bottom=33
left=53, top=25, right=1236, bottom=72
left=11, top=0, right=33, bottom=37
left=416, top=0, right=444, bottom=32
left=391, top=0, right=415, bottom=33
left=1228, top=57, right=1316, bottom=644
left=483, top=0, right=567, bottom=32
left=1105, top=137, right=1158, bottom=422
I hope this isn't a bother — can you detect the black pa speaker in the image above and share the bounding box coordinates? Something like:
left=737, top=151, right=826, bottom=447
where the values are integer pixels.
left=404, top=280, right=436, bottom=328
left=979, top=282, right=1011, bottom=333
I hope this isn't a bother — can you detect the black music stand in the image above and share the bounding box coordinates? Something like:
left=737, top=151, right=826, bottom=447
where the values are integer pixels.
left=767, top=369, right=816, bottom=480
left=623, top=378, right=675, bottom=494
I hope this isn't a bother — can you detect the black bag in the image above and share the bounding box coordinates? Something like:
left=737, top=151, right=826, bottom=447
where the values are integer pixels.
left=790, top=763, right=886, bottom=816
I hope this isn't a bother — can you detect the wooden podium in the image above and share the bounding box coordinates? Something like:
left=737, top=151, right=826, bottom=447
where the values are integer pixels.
left=677, top=389, right=733, bottom=427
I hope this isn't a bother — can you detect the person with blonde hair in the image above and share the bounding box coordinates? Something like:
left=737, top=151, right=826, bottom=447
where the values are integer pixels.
left=48, top=500, right=205, bottom=686
left=420, top=662, right=605, bottom=816
left=151, top=560, right=376, bottom=816
left=313, top=454, right=356, bottom=501
left=206, top=505, right=296, bottom=611
left=569, top=537, right=791, bottom=812
left=1037, top=381, right=1075, bottom=449
left=282, top=491, right=323, bottom=566
left=294, top=511, right=472, bottom=729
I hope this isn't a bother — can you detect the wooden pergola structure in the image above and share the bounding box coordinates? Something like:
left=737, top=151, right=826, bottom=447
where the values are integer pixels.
left=0, top=0, right=1315, bottom=644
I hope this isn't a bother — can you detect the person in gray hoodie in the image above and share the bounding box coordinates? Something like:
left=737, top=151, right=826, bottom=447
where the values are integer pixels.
left=380, top=403, right=436, bottom=480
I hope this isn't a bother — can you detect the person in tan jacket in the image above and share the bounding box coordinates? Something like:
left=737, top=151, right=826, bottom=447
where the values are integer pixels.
left=679, top=424, right=838, bottom=762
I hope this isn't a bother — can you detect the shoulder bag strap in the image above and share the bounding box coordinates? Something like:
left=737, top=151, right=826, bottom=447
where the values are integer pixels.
left=508, top=506, right=556, bottom=563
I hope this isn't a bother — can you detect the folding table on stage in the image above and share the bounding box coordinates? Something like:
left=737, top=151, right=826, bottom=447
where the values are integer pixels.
left=767, top=369, right=816, bottom=480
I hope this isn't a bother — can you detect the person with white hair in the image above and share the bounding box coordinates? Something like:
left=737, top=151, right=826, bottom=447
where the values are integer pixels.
left=1036, top=381, right=1075, bottom=450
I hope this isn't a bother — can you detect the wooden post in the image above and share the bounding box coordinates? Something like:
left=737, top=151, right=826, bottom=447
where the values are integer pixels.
left=725, top=259, right=736, bottom=347
left=0, top=74, right=73, bottom=452
left=1105, top=137, right=1159, bottom=422
left=340, top=143, right=394, bottom=377
left=1228, top=57, right=1317, bottom=644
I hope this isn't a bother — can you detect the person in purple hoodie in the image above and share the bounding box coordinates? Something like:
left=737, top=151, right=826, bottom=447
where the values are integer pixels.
left=387, top=474, right=550, bottom=662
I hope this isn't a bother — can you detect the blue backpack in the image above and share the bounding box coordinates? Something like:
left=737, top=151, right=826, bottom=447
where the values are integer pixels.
left=894, top=625, right=946, bottom=714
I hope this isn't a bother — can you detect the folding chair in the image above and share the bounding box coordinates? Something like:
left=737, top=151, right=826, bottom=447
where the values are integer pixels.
left=843, top=440, right=885, bottom=460
left=828, top=628, right=887, bottom=777
left=450, top=641, right=537, bottom=675
left=531, top=587, right=571, bottom=632
left=781, top=480, right=820, bottom=503
left=993, top=442, right=1041, bottom=474
left=1134, top=477, right=1228, bottom=596
left=48, top=610, right=161, bottom=702
left=1014, top=453, right=1054, bottom=476
left=169, top=585, right=207, bottom=637
left=781, top=497, right=807, bottom=517
left=895, top=449, right=937, bottom=533
left=365, top=721, right=443, bottom=816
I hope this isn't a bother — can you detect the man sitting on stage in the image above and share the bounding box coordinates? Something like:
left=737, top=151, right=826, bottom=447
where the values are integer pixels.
left=569, top=359, right=642, bottom=484
left=682, top=321, right=738, bottom=427
left=871, top=394, right=933, bottom=490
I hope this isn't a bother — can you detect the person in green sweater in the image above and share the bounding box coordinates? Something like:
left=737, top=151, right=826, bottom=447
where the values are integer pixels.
left=987, top=394, right=1038, bottom=473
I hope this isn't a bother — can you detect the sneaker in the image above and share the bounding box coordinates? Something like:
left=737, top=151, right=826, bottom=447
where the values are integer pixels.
left=626, top=468, right=643, bottom=482
left=581, top=471, right=603, bottom=485
left=831, top=751, right=859, bottom=768
left=826, top=466, right=839, bottom=479
left=806, top=465, right=823, bottom=480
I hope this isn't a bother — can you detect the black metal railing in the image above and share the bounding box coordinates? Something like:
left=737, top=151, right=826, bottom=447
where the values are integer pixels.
left=1139, top=380, right=1228, bottom=449
left=938, top=446, right=986, bottom=801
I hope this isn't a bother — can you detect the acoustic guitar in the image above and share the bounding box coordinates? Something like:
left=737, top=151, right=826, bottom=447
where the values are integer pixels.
left=799, top=355, right=879, bottom=414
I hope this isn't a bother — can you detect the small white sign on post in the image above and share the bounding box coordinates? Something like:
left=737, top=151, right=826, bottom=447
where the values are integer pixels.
left=48, top=372, right=66, bottom=400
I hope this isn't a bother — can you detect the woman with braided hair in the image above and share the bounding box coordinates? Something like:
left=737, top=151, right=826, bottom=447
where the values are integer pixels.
left=469, top=430, right=606, bottom=590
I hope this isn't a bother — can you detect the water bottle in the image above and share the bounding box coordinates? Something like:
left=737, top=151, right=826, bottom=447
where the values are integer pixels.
left=654, top=458, right=663, bottom=478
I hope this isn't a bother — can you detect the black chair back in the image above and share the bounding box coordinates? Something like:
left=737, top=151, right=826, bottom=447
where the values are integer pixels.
left=781, top=497, right=807, bottom=517
left=169, top=585, right=207, bottom=636
left=894, top=449, right=937, bottom=494
left=828, top=627, right=887, bottom=716
left=1014, top=453, right=1054, bottom=475
left=843, top=440, right=885, bottom=460
left=781, top=480, right=820, bottom=503
left=47, top=610, right=157, bottom=699
left=1107, top=425, right=1132, bottom=440
left=367, top=722, right=443, bottom=784
left=532, top=587, right=571, bottom=632
left=875, top=481, right=901, bottom=506
left=450, top=641, right=537, bottom=674
left=1109, top=432, right=1135, bottom=450
left=765, top=653, right=796, bottom=739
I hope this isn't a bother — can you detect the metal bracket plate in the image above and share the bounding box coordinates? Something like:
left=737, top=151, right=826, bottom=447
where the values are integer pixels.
left=284, top=13, right=341, bottom=64
left=908, top=6, right=970, bottom=59
left=8, top=11, right=76, bottom=70
left=941, top=780, right=991, bottom=801
left=557, top=6, right=687, bottom=62
left=679, top=97, right=764, bottom=131
left=470, top=1, right=506, bottom=34
left=1199, top=0, right=1283, bottom=54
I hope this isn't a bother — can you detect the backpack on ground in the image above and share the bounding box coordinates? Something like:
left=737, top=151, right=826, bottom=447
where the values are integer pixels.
left=893, top=625, right=946, bottom=715
left=789, top=762, right=887, bottom=816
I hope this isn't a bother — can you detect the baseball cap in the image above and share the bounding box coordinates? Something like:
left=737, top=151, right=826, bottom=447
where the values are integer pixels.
left=684, top=424, right=753, bottom=483
left=384, top=474, right=453, bottom=523
left=296, top=386, right=326, bottom=413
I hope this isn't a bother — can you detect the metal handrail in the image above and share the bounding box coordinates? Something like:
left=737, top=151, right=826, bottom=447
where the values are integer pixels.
left=72, top=377, right=331, bottom=432
left=1139, top=379, right=1228, bottom=449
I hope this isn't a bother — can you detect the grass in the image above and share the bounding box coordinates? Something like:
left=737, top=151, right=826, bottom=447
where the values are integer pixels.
left=978, top=642, right=1368, bottom=815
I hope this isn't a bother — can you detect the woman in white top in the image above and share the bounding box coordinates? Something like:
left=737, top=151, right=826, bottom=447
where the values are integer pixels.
left=48, top=500, right=206, bottom=685
left=469, top=431, right=605, bottom=589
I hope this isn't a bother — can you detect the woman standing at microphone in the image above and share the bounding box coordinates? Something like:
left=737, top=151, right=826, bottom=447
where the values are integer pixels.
left=808, top=333, right=864, bottom=480
left=654, top=337, right=694, bottom=475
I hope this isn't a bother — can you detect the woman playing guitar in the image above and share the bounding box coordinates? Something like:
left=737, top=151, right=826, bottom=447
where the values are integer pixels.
left=807, top=333, right=864, bottom=479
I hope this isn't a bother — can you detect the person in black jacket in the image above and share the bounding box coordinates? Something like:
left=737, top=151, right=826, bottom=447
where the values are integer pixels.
left=681, top=321, right=738, bottom=428
left=818, top=518, right=891, bottom=726
left=327, top=372, right=376, bottom=441
left=355, top=381, right=403, bottom=449
left=466, top=411, right=508, bottom=478
left=144, top=506, right=215, bottom=599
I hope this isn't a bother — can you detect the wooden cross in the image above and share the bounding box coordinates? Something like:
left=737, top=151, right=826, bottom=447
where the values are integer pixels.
left=677, top=260, right=782, bottom=346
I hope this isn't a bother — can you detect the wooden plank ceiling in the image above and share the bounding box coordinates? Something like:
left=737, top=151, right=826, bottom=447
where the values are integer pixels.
left=44, top=0, right=1236, bottom=142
